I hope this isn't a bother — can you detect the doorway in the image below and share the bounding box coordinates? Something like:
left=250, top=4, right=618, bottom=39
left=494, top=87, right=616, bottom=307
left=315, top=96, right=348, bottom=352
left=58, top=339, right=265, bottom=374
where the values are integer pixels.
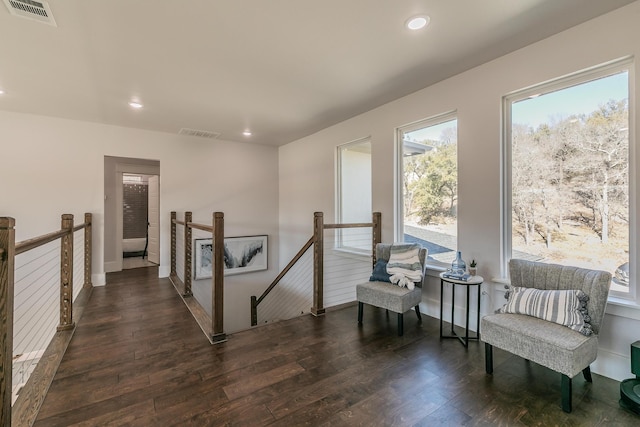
left=104, top=156, right=160, bottom=273
left=122, top=173, right=159, bottom=270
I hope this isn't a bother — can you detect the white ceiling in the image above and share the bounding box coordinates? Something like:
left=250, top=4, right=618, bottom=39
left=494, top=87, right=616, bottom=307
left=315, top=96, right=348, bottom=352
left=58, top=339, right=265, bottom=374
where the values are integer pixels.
left=0, top=0, right=636, bottom=146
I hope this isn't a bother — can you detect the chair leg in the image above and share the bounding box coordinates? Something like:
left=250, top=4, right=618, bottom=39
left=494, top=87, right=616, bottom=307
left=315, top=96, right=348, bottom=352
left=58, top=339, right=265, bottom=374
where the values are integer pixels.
left=561, top=374, right=572, bottom=413
left=582, top=366, right=592, bottom=382
left=415, top=305, right=422, bottom=322
left=357, top=302, right=363, bottom=324
left=398, top=313, right=403, bottom=336
left=485, top=343, right=493, bottom=374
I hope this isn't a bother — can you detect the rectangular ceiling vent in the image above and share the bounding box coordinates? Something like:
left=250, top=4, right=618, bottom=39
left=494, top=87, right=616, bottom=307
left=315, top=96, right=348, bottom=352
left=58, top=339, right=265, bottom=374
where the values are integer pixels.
left=3, top=0, right=56, bottom=26
left=179, top=128, right=221, bottom=139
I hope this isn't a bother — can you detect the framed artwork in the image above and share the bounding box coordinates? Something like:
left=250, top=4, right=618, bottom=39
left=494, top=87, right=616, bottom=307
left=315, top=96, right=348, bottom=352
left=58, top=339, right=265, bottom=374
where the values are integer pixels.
left=194, top=235, right=268, bottom=279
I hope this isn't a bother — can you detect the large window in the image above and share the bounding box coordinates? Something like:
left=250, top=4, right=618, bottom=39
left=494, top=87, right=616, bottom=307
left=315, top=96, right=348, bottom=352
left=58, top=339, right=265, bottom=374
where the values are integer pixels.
left=504, top=60, right=634, bottom=299
left=397, top=113, right=458, bottom=265
left=337, top=138, right=372, bottom=252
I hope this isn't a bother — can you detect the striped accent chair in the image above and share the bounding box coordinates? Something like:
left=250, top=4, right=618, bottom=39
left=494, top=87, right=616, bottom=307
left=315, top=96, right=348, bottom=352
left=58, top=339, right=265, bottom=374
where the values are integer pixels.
left=356, top=243, right=426, bottom=336
left=482, top=259, right=611, bottom=413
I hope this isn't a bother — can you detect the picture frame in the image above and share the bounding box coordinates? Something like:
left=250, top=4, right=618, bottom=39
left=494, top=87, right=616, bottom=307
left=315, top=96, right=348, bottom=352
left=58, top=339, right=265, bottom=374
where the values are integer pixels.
left=194, top=235, right=268, bottom=279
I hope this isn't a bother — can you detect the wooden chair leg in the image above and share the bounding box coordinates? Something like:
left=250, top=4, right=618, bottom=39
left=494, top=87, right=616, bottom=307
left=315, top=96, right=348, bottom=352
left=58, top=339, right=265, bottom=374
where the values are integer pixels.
left=415, top=305, right=422, bottom=322
left=582, top=366, right=592, bottom=382
left=357, top=302, right=363, bottom=324
left=561, top=374, right=572, bottom=413
left=485, top=343, right=493, bottom=374
left=398, top=313, right=403, bottom=336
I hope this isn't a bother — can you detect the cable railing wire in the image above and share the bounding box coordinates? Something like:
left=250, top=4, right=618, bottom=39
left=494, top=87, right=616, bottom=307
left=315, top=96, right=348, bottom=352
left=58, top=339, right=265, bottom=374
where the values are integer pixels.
left=257, top=249, right=313, bottom=324
left=12, top=240, right=61, bottom=404
left=1, top=213, right=93, bottom=427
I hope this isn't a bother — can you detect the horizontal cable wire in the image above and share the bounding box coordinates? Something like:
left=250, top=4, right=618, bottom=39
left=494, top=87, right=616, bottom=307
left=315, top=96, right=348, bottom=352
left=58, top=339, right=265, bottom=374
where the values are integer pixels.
left=191, top=228, right=213, bottom=315
left=257, top=249, right=313, bottom=325
left=12, top=240, right=61, bottom=404
left=73, top=230, right=84, bottom=300
left=256, top=225, right=373, bottom=325
left=175, top=223, right=185, bottom=282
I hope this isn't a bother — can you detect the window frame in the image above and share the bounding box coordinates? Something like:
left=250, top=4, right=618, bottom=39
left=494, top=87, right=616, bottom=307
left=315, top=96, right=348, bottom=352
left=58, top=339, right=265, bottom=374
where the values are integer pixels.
left=395, top=110, right=458, bottom=268
left=501, top=57, right=637, bottom=304
left=335, top=137, right=372, bottom=255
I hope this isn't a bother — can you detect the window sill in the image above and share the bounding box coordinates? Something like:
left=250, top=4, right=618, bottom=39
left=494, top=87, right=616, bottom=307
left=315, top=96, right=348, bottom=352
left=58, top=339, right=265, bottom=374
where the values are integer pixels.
left=605, top=296, right=640, bottom=321
left=425, top=263, right=447, bottom=277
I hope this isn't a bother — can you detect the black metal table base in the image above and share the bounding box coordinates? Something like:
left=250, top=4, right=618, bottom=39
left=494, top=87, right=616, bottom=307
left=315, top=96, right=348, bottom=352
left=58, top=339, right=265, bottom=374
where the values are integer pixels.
left=439, top=276, right=482, bottom=348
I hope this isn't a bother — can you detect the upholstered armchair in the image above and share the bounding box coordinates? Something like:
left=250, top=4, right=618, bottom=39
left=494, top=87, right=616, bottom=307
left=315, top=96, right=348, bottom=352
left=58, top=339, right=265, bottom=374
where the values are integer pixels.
left=482, top=259, right=612, bottom=412
left=356, top=243, right=427, bottom=336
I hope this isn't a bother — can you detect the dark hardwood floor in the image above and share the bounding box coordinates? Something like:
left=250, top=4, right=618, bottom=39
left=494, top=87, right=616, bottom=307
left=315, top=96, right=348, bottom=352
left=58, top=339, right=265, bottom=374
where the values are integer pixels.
left=34, top=267, right=638, bottom=426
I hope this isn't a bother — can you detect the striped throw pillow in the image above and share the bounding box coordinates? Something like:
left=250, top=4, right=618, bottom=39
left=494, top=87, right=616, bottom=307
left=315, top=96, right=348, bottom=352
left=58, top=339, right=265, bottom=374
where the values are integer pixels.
left=500, top=287, right=592, bottom=336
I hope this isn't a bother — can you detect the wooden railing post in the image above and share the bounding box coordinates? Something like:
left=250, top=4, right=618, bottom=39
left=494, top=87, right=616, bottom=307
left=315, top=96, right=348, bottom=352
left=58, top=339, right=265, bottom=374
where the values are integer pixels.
left=183, top=212, right=193, bottom=297
left=84, top=213, right=92, bottom=288
left=1, top=217, right=15, bottom=427
left=58, top=214, right=75, bottom=331
left=372, top=211, right=382, bottom=267
left=170, top=211, right=177, bottom=278
left=312, top=212, right=325, bottom=317
left=212, top=212, right=226, bottom=343
left=250, top=296, right=258, bottom=327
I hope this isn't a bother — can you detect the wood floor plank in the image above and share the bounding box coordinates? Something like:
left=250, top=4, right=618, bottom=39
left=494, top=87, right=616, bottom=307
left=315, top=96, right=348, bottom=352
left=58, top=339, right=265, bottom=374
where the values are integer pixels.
left=32, top=266, right=638, bottom=426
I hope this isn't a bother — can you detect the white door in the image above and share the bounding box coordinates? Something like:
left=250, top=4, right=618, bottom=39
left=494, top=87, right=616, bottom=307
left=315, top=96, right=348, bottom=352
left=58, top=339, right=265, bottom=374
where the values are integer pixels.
left=147, top=175, right=160, bottom=264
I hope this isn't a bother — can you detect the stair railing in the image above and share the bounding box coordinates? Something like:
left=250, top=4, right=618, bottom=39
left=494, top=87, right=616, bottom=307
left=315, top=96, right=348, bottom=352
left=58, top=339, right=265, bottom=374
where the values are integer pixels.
left=170, top=211, right=226, bottom=344
left=250, top=211, right=381, bottom=326
left=1, top=213, right=93, bottom=427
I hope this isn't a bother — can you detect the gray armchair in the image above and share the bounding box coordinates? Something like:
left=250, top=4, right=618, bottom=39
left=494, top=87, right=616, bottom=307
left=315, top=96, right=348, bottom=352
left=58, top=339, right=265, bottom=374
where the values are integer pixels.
left=481, top=259, right=611, bottom=412
left=356, top=243, right=426, bottom=336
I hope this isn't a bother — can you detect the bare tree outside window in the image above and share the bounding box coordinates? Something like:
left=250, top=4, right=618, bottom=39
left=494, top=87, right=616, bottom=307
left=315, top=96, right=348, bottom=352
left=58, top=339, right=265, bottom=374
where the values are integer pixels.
left=509, top=70, right=629, bottom=292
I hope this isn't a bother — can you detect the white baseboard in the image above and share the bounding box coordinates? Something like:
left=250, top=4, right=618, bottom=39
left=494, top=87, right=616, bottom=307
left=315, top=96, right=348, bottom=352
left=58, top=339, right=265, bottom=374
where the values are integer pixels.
left=92, top=273, right=106, bottom=286
left=159, top=265, right=170, bottom=278
left=104, top=261, right=121, bottom=273
left=591, top=348, right=630, bottom=381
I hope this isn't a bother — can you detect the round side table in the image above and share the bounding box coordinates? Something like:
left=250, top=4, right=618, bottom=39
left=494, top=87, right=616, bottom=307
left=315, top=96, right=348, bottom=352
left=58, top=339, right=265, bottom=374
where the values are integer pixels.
left=439, top=272, right=484, bottom=347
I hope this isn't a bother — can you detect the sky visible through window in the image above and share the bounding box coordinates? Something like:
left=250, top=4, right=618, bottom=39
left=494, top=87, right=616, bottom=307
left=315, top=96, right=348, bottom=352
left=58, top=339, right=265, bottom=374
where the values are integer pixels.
left=406, top=121, right=454, bottom=142
left=513, top=72, right=628, bottom=127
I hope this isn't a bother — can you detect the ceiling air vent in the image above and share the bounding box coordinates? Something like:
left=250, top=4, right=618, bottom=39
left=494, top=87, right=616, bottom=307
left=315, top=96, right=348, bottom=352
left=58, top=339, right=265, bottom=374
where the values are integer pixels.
left=179, top=128, right=221, bottom=139
left=3, top=0, right=56, bottom=26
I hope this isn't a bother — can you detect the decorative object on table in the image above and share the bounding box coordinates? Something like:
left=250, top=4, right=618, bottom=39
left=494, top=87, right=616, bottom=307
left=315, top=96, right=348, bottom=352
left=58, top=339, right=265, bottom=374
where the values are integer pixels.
left=441, top=270, right=472, bottom=281
left=451, top=250, right=466, bottom=275
left=619, top=340, right=640, bottom=415
left=194, top=235, right=268, bottom=279
left=469, top=259, right=477, bottom=276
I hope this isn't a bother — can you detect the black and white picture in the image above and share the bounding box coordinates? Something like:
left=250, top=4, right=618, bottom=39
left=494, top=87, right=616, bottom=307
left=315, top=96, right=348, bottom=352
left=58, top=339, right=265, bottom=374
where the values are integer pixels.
left=194, top=235, right=268, bottom=279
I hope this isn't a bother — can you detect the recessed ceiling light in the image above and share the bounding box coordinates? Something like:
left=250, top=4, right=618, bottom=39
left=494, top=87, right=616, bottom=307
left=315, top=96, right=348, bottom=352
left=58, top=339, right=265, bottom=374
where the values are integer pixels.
left=128, top=101, right=143, bottom=109
left=243, top=130, right=252, bottom=137
left=406, top=15, right=430, bottom=31
left=0, top=89, right=5, bottom=95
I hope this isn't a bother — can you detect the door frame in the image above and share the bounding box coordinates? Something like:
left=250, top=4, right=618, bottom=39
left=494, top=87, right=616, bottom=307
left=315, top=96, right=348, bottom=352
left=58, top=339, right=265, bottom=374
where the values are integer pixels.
left=104, top=156, right=160, bottom=273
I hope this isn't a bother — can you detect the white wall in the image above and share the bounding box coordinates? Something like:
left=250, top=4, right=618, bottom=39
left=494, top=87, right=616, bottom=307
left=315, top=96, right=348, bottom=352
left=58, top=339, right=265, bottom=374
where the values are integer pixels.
left=278, top=2, right=640, bottom=380
left=0, top=111, right=280, bottom=333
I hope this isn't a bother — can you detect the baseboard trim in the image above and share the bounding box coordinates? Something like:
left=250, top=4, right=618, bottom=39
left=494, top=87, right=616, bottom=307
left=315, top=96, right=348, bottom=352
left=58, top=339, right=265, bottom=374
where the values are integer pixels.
left=158, top=265, right=170, bottom=278
left=591, top=348, right=630, bottom=381
left=92, top=273, right=106, bottom=286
